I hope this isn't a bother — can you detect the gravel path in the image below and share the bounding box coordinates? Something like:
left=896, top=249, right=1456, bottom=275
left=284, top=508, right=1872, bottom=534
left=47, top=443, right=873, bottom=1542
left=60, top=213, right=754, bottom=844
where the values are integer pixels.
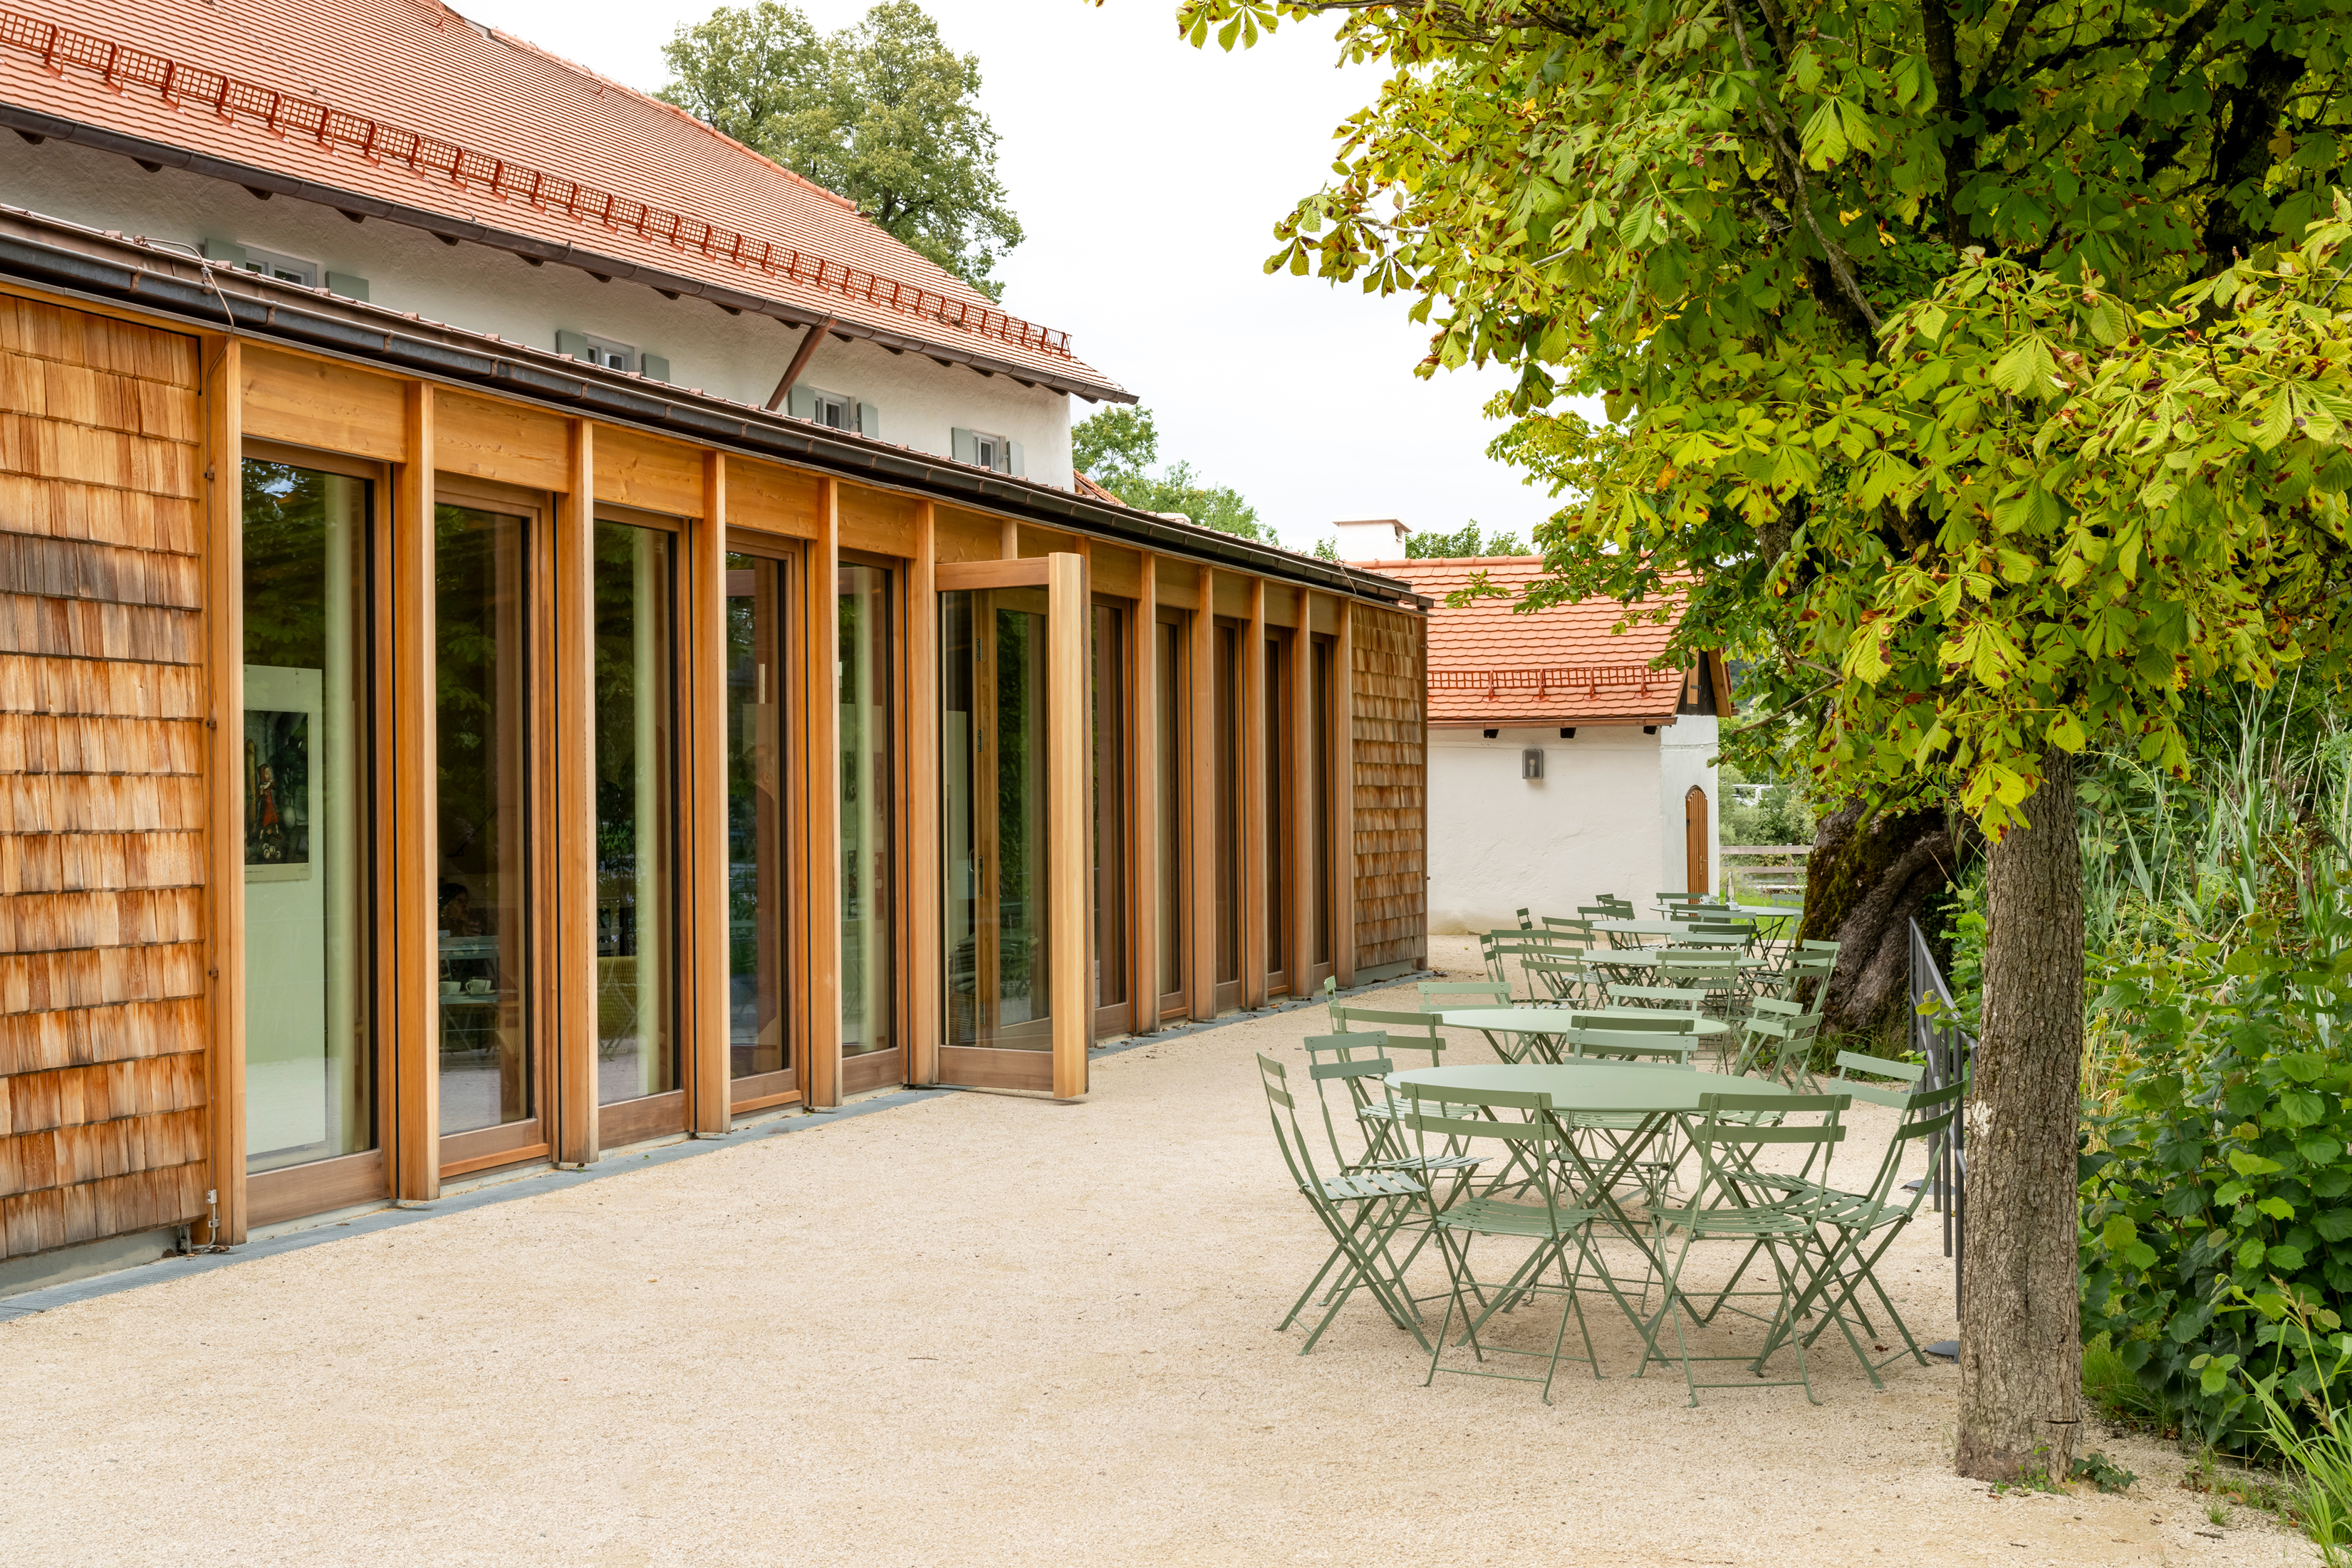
left=0, top=937, right=2315, bottom=1566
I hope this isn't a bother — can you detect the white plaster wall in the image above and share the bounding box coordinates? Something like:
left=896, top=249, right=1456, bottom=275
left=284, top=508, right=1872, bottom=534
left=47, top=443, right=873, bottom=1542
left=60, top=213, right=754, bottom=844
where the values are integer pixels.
left=1658, top=713, right=1724, bottom=897
left=4, top=140, right=1076, bottom=482
left=1426, top=726, right=1662, bottom=934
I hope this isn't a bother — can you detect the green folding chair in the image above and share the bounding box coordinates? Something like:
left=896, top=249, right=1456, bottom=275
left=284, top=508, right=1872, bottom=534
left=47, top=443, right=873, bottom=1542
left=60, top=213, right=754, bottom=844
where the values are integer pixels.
left=1568, top=1010, right=1699, bottom=1033
left=1296, top=1033, right=1487, bottom=1295
left=1754, top=939, right=1838, bottom=1003
left=1255, top=1053, right=1431, bottom=1354
left=1514, top=906, right=1536, bottom=930
left=1328, top=1005, right=1446, bottom=1065
left=1395, top=1081, right=1638, bottom=1404
left=1417, top=980, right=1511, bottom=1014
left=1640, top=1092, right=1851, bottom=1405
left=1605, top=982, right=1711, bottom=1015
left=1524, top=952, right=1602, bottom=1009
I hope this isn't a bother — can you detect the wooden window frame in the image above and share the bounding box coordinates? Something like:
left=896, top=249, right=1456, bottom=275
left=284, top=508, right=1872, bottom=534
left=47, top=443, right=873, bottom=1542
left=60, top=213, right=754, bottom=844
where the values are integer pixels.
left=836, top=543, right=907, bottom=1099
left=1263, top=624, right=1293, bottom=998
left=1151, top=603, right=1191, bottom=1020
left=721, top=527, right=806, bottom=1114
left=1089, top=593, right=1133, bottom=1040
left=238, top=437, right=397, bottom=1227
left=1306, top=630, right=1339, bottom=988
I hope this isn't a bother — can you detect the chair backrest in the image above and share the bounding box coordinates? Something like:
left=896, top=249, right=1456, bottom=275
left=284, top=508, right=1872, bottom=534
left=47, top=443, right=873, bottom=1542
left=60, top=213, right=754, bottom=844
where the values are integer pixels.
left=1515, top=906, right=1535, bottom=930
left=1819, top=1049, right=1927, bottom=1107
left=1395, top=1081, right=1573, bottom=1220
left=1841, top=1078, right=1965, bottom=1223
left=1328, top=1005, right=1445, bottom=1062
left=1418, top=981, right=1511, bottom=1012
left=1560, top=1027, right=1699, bottom=1064
left=1299, top=1031, right=1395, bottom=1165
left=1256, top=1052, right=1335, bottom=1196
left=1568, top=1010, right=1697, bottom=1033
left=1541, top=915, right=1596, bottom=939
left=1688, top=1091, right=1850, bottom=1203
left=1796, top=939, right=1841, bottom=958
left=1605, top=983, right=1710, bottom=1013
left=1521, top=953, right=1593, bottom=1004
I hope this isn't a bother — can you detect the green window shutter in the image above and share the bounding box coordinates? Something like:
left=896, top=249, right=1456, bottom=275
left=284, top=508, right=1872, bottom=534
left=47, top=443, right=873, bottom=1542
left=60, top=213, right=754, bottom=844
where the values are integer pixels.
left=556, top=330, right=592, bottom=361
left=787, top=385, right=816, bottom=420
left=640, top=354, right=670, bottom=383
left=200, top=239, right=246, bottom=268
left=1007, top=440, right=1024, bottom=478
left=856, top=401, right=880, bottom=440
left=324, top=271, right=369, bottom=302
left=952, top=427, right=977, bottom=464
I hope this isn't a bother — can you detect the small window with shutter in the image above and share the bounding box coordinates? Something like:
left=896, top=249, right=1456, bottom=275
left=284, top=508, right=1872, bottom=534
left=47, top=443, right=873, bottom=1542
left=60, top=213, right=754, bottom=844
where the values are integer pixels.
left=953, top=429, right=1013, bottom=474
left=555, top=330, right=638, bottom=374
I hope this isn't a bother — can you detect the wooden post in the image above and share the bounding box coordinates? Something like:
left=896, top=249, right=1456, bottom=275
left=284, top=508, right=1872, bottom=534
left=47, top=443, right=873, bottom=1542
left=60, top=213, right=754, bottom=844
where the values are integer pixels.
left=1188, top=567, right=1216, bottom=1020
left=200, top=335, right=245, bottom=1243
left=1047, top=552, right=1088, bottom=1099
left=805, top=478, right=843, bottom=1107
left=1290, top=587, right=1315, bottom=995
left=1241, top=577, right=1266, bottom=1008
left=1335, top=597, right=1358, bottom=989
left=687, top=453, right=730, bottom=1133
left=1001, top=518, right=1019, bottom=560
left=1128, top=554, right=1157, bottom=1032
left=554, top=421, right=598, bottom=1165
left=392, top=383, right=439, bottom=1198
left=905, top=500, right=940, bottom=1086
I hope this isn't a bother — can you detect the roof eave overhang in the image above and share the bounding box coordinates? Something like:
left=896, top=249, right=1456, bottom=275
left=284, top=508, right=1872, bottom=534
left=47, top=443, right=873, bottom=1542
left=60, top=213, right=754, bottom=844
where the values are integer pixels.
left=1432, top=715, right=1680, bottom=728
left=0, top=216, right=1424, bottom=608
left=0, top=98, right=1137, bottom=405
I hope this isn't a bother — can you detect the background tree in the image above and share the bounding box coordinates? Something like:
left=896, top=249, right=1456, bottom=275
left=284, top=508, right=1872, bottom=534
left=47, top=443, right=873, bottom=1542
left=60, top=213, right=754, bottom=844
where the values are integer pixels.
left=662, top=1, right=1023, bottom=298
left=1073, top=405, right=1272, bottom=541
left=1180, top=0, right=2352, bottom=1482
left=1405, top=522, right=1527, bottom=558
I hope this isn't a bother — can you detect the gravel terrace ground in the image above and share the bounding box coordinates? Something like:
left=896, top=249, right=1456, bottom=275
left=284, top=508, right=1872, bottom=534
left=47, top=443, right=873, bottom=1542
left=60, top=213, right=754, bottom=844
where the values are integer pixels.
left=0, top=934, right=2317, bottom=1567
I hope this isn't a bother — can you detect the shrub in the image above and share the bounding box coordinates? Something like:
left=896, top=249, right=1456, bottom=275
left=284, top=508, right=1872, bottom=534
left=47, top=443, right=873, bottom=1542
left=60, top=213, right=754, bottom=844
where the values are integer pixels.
left=2079, top=921, right=2352, bottom=1448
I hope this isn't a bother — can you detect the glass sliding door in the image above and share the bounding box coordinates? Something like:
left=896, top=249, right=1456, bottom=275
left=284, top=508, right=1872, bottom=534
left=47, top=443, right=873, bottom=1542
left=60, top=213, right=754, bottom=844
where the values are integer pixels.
left=593, top=521, right=675, bottom=1110
left=1312, top=637, right=1336, bottom=973
left=725, top=553, right=793, bottom=1099
left=241, top=460, right=374, bottom=1181
left=1212, top=623, right=1241, bottom=1000
left=435, top=503, right=534, bottom=1141
left=943, top=587, right=1051, bottom=1050
left=839, top=562, right=897, bottom=1084
left=1091, top=605, right=1127, bottom=1028
left=1265, top=632, right=1291, bottom=989
left=1154, top=612, right=1186, bottom=1013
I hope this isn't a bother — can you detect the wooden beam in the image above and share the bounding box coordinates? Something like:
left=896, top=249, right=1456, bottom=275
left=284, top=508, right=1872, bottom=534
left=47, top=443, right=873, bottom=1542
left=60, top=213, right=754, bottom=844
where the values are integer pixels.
left=1047, top=551, right=1089, bottom=1099
left=1335, top=598, right=1358, bottom=989
left=1001, top=517, right=1020, bottom=560
left=200, top=334, right=245, bottom=1245
left=905, top=500, right=941, bottom=1086
left=805, top=477, right=843, bottom=1107
left=555, top=420, right=598, bottom=1166
left=392, top=382, right=439, bottom=1198
left=687, top=452, right=731, bottom=1134
left=1129, top=554, right=1157, bottom=1031
left=1291, top=588, right=1315, bottom=995
left=764, top=316, right=836, bottom=412
left=1241, top=577, right=1266, bottom=1009
left=1188, top=567, right=1215, bottom=1020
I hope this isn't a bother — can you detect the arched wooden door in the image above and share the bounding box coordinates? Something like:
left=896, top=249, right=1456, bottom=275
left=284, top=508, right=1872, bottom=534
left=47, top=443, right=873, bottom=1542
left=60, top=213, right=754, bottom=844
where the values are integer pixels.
left=1684, top=785, right=1710, bottom=895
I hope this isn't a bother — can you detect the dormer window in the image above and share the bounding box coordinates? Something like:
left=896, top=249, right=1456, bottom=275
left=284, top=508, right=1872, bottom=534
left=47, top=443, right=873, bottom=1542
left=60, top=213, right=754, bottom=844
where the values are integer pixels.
left=556, top=330, right=637, bottom=374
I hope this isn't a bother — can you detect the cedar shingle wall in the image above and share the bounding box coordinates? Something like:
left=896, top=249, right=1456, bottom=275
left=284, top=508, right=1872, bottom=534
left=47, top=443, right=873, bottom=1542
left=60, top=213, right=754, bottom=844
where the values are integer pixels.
left=0, top=297, right=209, bottom=1260
left=1351, top=604, right=1425, bottom=972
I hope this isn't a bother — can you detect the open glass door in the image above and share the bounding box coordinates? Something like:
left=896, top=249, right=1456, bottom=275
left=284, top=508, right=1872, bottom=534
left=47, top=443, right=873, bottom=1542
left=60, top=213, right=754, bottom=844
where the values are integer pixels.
left=937, top=558, right=1088, bottom=1097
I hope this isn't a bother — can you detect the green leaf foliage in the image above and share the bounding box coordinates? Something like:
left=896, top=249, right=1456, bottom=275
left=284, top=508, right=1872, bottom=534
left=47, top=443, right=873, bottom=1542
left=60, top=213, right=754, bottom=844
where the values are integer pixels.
left=1072, top=405, right=1271, bottom=542
left=662, top=2, right=1023, bottom=298
left=1405, top=521, right=1529, bottom=558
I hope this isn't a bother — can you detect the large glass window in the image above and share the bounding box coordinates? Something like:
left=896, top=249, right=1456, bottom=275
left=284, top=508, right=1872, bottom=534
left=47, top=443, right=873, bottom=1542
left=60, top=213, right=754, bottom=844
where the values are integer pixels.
left=241, top=461, right=373, bottom=1174
left=725, top=553, right=791, bottom=1084
left=1154, top=613, right=1186, bottom=1004
left=594, top=521, right=675, bottom=1104
left=1266, top=632, right=1291, bottom=982
left=841, top=563, right=895, bottom=1060
left=435, top=503, right=532, bottom=1136
left=1313, top=637, right=1335, bottom=968
left=1092, top=605, right=1127, bottom=1015
left=1213, top=623, right=1241, bottom=988
left=944, top=587, right=1051, bottom=1046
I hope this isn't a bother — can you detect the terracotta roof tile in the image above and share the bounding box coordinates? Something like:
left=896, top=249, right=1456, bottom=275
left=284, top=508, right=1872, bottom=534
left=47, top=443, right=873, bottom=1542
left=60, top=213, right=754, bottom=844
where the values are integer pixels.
left=0, top=0, right=1123, bottom=393
left=1365, top=556, right=1691, bottom=724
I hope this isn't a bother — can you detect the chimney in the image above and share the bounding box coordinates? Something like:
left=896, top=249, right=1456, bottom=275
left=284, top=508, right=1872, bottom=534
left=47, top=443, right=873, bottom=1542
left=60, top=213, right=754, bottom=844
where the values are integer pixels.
left=1332, top=518, right=1409, bottom=561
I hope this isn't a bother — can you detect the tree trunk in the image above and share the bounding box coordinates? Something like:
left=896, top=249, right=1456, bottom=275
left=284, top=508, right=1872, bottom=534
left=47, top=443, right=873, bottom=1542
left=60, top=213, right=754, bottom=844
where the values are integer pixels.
left=1955, top=748, right=2084, bottom=1483
left=1797, top=801, right=1953, bottom=1042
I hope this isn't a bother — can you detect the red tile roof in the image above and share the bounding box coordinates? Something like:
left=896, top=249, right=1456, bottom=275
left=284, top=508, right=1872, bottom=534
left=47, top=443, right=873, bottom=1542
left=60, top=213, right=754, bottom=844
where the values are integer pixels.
left=1367, top=556, right=1693, bottom=724
left=0, top=1, right=1124, bottom=396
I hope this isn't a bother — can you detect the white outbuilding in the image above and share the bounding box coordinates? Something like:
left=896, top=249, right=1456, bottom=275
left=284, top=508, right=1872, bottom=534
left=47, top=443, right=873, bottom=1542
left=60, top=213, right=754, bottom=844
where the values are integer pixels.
left=1336, top=526, right=1728, bottom=936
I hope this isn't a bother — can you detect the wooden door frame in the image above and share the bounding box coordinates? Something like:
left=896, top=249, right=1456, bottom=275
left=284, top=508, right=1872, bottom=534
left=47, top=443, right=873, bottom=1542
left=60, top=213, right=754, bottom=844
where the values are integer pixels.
left=1089, top=591, right=1134, bottom=1042
left=718, top=528, right=806, bottom=1114
left=837, top=543, right=906, bottom=1099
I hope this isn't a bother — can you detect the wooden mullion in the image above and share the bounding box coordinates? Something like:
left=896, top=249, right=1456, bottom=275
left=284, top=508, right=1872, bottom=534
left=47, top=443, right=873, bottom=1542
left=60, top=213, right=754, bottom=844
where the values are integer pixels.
left=555, top=421, right=597, bottom=1164
left=805, top=479, right=843, bottom=1107
left=906, top=501, right=940, bottom=1085
left=1187, top=568, right=1215, bottom=1020
left=1291, top=590, right=1315, bottom=997
left=1241, top=577, right=1266, bottom=1009
left=1128, top=554, right=1157, bottom=1032
left=1048, top=552, right=1089, bottom=1097
left=392, top=383, right=439, bottom=1197
left=1336, top=599, right=1358, bottom=989
left=200, top=333, right=245, bottom=1243
left=687, top=454, right=730, bottom=1131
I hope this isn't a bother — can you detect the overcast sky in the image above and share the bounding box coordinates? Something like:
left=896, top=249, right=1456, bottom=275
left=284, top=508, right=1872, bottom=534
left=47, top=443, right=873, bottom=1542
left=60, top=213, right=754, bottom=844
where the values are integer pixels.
left=456, top=0, right=1562, bottom=555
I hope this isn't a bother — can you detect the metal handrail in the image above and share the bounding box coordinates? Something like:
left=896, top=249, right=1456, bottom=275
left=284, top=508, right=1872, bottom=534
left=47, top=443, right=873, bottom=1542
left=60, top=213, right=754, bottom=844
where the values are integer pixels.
left=1909, top=916, right=1971, bottom=1319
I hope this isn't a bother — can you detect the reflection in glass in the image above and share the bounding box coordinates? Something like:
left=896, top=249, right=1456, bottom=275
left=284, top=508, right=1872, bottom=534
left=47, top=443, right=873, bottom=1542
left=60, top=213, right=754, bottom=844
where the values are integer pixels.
left=595, top=521, right=674, bottom=1104
left=944, top=588, right=1051, bottom=1047
left=1092, top=605, right=1126, bottom=1010
left=435, top=503, right=531, bottom=1135
left=241, top=461, right=372, bottom=1174
left=1266, top=633, right=1289, bottom=981
left=1313, top=639, right=1334, bottom=968
left=1155, top=616, right=1185, bottom=1001
left=726, top=553, right=790, bottom=1081
left=1214, top=624, right=1240, bottom=986
left=841, top=564, right=895, bottom=1058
